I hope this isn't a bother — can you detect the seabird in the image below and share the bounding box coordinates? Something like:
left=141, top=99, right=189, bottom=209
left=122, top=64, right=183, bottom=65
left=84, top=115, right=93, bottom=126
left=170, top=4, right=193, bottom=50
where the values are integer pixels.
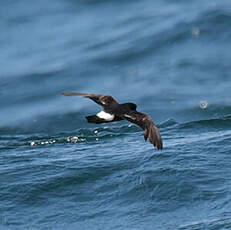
left=62, top=92, right=163, bottom=150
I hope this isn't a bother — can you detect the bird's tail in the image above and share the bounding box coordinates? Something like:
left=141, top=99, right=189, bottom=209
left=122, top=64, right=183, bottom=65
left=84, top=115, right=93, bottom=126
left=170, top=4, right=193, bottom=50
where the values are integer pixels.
left=86, top=115, right=106, bottom=124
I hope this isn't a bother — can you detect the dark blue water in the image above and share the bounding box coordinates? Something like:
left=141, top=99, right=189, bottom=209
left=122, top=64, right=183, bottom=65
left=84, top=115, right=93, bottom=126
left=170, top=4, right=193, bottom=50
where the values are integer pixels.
left=1, top=0, right=231, bottom=229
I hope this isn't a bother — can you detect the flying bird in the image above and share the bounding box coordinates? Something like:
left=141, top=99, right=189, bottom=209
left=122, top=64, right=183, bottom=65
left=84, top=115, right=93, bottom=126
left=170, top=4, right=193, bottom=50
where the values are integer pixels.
left=62, top=92, right=163, bottom=150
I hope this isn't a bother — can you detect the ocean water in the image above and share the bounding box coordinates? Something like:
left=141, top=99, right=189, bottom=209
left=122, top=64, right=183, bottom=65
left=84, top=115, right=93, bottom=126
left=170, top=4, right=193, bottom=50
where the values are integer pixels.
left=1, top=0, right=231, bottom=229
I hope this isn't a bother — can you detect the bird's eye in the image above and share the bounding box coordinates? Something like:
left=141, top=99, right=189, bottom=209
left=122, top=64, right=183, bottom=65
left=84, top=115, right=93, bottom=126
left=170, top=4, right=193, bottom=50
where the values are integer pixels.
left=102, top=97, right=110, bottom=104
left=101, top=96, right=113, bottom=105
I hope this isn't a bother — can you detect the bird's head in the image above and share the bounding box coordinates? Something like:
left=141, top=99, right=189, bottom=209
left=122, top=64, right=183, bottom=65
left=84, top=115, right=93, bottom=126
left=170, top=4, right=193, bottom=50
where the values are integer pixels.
left=100, top=96, right=117, bottom=106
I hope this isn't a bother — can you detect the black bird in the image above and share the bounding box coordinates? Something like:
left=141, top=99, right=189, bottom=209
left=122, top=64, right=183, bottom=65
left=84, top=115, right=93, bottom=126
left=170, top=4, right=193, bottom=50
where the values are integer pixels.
left=62, top=92, right=163, bottom=150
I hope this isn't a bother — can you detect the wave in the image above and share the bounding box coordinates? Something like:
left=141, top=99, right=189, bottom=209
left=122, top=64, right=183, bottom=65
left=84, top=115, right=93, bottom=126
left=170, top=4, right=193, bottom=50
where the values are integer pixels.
left=1, top=116, right=231, bottom=150
left=179, top=216, right=231, bottom=230
left=178, top=118, right=231, bottom=130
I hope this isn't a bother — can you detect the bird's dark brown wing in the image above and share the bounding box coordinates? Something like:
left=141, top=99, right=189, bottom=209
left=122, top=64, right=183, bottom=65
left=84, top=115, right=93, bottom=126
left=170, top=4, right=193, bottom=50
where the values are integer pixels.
left=121, top=111, right=163, bottom=150
left=62, top=92, right=118, bottom=108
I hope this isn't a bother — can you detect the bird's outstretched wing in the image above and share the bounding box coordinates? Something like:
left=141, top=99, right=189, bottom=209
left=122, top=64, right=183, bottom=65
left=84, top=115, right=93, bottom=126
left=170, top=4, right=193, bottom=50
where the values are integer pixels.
left=121, top=111, right=163, bottom=149
left=62, top=92, right=118, bottom=108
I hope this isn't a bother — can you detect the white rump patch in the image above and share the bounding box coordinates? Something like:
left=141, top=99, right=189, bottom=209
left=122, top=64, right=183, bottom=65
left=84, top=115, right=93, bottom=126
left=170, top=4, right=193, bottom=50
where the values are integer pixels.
left=96, top=111, right=115, bottom=121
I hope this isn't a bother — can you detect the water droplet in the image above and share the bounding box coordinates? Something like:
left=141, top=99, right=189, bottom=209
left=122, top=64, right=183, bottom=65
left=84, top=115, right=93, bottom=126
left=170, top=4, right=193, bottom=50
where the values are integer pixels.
left=200, top=101, right=208, bottom=109
left=191, top=27, right=200, bottom=37
left=30, top=141, right=36, bottom=146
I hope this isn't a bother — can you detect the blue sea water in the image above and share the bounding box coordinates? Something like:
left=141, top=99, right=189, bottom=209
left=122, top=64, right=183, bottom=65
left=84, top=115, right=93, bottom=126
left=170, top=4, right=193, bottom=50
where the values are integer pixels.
left=1, top=0, right=231, bottom=229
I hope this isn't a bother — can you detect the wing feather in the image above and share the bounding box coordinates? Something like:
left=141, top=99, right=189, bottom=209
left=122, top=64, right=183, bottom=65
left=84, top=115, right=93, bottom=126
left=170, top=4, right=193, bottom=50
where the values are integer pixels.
left=62, top=92, right=118, bottom=108
left=121, top=111, right=163, bottom=150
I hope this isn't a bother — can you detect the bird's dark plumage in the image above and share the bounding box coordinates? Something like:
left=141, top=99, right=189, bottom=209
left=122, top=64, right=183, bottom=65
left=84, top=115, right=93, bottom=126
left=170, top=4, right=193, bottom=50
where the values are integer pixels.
left=62, top=92, right=163, bottom=150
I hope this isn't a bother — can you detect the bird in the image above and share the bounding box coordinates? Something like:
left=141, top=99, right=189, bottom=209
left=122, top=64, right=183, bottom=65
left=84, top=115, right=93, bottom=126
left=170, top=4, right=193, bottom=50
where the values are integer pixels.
left=62, top=92, right=163, bottom=150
